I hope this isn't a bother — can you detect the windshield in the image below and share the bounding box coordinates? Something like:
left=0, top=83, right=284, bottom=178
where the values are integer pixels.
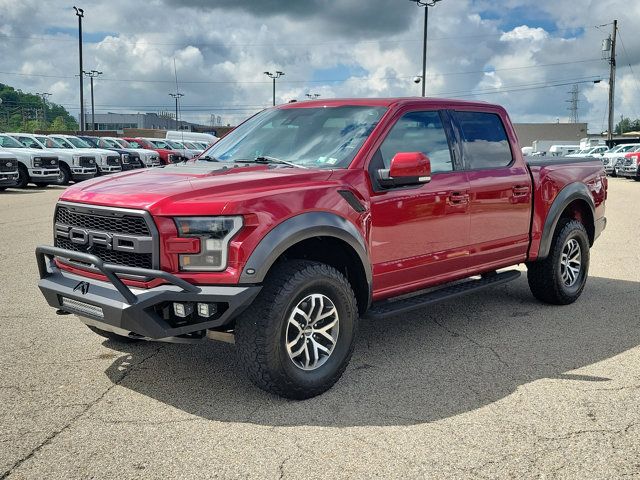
left=101, top=138, right=118, bottom=148
left=199, top=106, right=387, bottom=169
left=0, top=135, right=25, bottom=148
left=112, top=138, right=130, bottom=148
left=34, top=136, right=63, bottom=148
left=67, top=137, right=92, bottom=148
left=149, top=139, right=170, bottom=149
left=50, top=137, right=74, bottom=149
left=185, top=141, right=200, bottom=149
left=126, top=139, right=145, bottom=149
left=165, top=140, right=183, bottom=149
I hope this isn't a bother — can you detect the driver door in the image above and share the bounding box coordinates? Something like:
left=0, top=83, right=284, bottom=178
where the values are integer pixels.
left=368, top=110, right=471, bottom=299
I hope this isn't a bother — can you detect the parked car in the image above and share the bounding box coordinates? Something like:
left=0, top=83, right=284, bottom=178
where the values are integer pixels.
left=145, top=138, right=193, bottom=160
left=76, top=136, right=131, bottom=172
left=98, top=137, right=161, bottom=168
left=8, top=133, right=97, bottom=185
left=80, top=136, right=143, bottom=171
left=121, top=137, right=183, bottom=165
left=549, top=144, right=580, bottom=156
left=48, top=135, right=126, bottom=174
left=566, top=145, right=608, bottom=158
left=0, top=152, right=20, bottom=190
left=165, top=130, right=218, bottom=144
left=0, top=133, right=59, bottom=188
left=163, top=139, right=200, bottom=159
left=620, top=151, right=640, bottom=181
left=36, top=97, right=606, bottom=399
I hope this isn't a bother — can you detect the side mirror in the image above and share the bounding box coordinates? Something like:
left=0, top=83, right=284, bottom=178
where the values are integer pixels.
left=378, top=152, right=431, bottom=188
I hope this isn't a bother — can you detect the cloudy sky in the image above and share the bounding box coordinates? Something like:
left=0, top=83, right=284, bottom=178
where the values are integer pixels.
left=1, top=0, right=638, bottom=131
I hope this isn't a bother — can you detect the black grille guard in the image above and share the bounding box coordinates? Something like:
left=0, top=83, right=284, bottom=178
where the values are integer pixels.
left=36, top=245, right=199, bottom=305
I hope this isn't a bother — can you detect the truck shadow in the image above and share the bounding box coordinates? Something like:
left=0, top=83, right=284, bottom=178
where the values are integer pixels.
left=102, top=275, right=640, bottom=427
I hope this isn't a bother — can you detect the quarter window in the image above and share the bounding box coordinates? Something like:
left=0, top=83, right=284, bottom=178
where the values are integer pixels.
left=455, top=111, right=513, bottom=169
left=379, top=111, right=453, bottom=173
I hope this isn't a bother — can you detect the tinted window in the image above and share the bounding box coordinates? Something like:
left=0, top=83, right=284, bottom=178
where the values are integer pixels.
left=379, top=111, right=452, bottom=173
left=455, top=111, right=512, bottom=169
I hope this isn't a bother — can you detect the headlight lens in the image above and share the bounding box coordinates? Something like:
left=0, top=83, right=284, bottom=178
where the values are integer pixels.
left=72, top=155, right=81, bottom=166
left=121, top=153, right=130, bottom=164
left=32, top=157, right=42, bottom=167
left=174, top=217, right=243, bottom=271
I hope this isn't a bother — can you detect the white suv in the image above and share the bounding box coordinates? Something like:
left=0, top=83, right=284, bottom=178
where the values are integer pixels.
left=0, top=133, right=60, bottom=188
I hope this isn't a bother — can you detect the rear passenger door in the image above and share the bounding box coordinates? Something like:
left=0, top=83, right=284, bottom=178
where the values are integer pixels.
left=451, top=110, right=532, bottom=273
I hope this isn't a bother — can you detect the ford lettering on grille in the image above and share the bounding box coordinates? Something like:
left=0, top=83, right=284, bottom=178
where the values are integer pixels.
left=55, top=224, right=153, bottom=254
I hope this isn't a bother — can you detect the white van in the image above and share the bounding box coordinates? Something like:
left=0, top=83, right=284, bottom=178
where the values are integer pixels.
left=165, top=130, right=218, bottom=144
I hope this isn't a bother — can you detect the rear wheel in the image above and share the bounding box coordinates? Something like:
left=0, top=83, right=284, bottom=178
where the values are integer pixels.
left=235, top=260, right=358, bottom=399
left=527, top=219, right=590, bottom=305
left=86, top=325, right=141, bottom=343
left=16, top=164, right=29, bottom=188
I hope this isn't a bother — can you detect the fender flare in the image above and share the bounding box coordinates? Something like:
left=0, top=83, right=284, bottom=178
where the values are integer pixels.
left=239, top=212, right=372, bottom=299
left=537, top=182, right=595, bottom=260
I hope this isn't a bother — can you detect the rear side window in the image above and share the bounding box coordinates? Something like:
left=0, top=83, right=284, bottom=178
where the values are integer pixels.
left=455, top=111, right=513, bottom=169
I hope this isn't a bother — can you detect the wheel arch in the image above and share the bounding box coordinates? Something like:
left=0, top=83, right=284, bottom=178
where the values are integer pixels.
left=239, top=212, right=372, bottom=313
left=537, top=182, right=595, bottom=260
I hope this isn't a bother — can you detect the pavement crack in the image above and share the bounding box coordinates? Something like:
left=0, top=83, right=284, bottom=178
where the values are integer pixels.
left=432, top=318, right=510, bottom=368
left=0, top=345, right=164, bottom=479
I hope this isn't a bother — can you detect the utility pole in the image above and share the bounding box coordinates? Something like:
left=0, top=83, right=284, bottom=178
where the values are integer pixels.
left=606, top=20, right=617, bottom=142
left=566, top=84, right=579, bottom=123
left=264, top=71, right=285, bottom=106
left=169, top=93, right=184, bottom=129
left=83, top=70, right=102, bottom=130
left=74, top=7, right=85, bottom=131
left=36, top=92, right=52, bottom=126
left=410, top=0, right=443, bottom=97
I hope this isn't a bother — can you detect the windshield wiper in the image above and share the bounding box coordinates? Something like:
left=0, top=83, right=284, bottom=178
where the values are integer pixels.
left=234, top=156, right=307, bottom=169
left=199, top=155, right=219, bottom=162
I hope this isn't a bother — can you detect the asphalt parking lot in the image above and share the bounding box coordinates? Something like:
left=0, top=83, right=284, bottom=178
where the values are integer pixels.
left=1, top=178, right=639, bottom=479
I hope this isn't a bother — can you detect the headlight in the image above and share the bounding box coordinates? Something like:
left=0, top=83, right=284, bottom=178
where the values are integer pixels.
left=32, top=157, right=42, bottom=167
left=72, top=155, right=81, bottom=166
left=121, top=153, right=130, bottom=164
left=174, top=217, right=243, bottom=271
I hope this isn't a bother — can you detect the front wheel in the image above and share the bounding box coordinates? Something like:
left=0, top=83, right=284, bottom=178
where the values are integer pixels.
left=55, top=164, right=71, bottom=185
left=527, top=219, right=590, bottom=305
left=235, top=260, right=358, bottom=399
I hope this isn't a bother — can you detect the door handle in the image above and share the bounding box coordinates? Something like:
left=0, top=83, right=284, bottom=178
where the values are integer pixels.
left=448, top=192, right=469, bottom=204
left=512, top=185, right=530, bottom=196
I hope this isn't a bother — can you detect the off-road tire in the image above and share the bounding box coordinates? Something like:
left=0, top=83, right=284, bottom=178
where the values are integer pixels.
left=55, top=164, right=71, bottom=186
left=527, top=219, right=590, bottom=305
left=16, top=164, right=29, bottom=188
left=86, top=325, right=141, bottom=343
left=235, top=260, right=358, bottom=400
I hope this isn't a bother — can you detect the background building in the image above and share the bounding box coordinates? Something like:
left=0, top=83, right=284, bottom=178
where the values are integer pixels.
left=83, top=112, right=211, bottom=132
left=513, top=123, right=588, bottom=149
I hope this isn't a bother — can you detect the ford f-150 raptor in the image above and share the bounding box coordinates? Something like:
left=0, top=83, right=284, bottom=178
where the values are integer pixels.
left=36, top=98, right=607, bottom=399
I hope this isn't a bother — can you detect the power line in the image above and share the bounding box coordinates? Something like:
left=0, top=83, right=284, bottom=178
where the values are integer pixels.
left=616, top=26, right=640, bottom=118
left=0, top=58, right=603, bottom=85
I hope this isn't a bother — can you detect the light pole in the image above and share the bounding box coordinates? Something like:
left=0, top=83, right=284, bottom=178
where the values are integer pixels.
left=169, top=93, right=184, bottom=130
left=83, top=70, right=102, bottom=131
left=73, top=6, right=85, bottom=130
left=409, top=0, right=443, bottom=97
left=36, top=92, right=51, bottom=126
left=305, top=93, right=320, bottom=99
left=264, top=71, right=285, bottom=106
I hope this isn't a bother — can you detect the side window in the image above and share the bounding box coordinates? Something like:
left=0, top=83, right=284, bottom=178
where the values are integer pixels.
left=455, top=111, right=513, bottom=169
left=379, top=111, right=453, bottom=173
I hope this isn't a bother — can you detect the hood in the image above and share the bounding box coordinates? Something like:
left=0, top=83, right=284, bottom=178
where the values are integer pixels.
left=0, top=146, right=52, bottom=157
left=85, top=148, right=118, bottom=157
left=123, top=148, right=157, bottom=156
left=60, top=162, right=334, bottom=215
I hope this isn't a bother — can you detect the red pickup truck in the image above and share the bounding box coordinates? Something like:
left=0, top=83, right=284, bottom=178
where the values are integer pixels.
left=37, top=98, right=607, bottom=399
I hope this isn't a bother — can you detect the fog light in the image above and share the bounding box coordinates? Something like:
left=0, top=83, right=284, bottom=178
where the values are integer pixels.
left=197, top=303, right=217, bottom=318
left=173, top=302, right=193, bottom=318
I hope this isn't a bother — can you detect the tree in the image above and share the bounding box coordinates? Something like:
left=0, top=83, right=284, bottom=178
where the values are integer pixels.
left=48, top=116, right=68, bottom=132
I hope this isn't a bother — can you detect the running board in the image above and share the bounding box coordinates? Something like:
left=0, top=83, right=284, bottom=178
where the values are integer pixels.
left=364, top=270, right=521, bottom=320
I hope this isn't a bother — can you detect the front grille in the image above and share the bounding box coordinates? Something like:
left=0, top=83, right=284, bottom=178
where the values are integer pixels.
left=56, top=237, right=153, bottom=269
left=0, top=159, right=17, bottom=172
left=79, top=156, right=96, bottom=167
left=55, top=206, right=150, bottom=235
left=106, top=156, right=120, bottom=166
left=39, top=157, right=59, bottom=167
left=624, top=158, right=633, bottom=166
left=54, top=204, right=155, bottom=270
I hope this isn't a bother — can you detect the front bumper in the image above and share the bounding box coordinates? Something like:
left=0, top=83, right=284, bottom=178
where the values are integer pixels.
left=622, top=165, right=640, bottom=178
left=36, top=246, right=261, bottom=341
left=30, top=169, right=60, bottom=182
left=0, top=171, right=19, bottom=186
left=98, top=165, right=122, bottom=174
left=71, top=167, right=97, bottom=181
